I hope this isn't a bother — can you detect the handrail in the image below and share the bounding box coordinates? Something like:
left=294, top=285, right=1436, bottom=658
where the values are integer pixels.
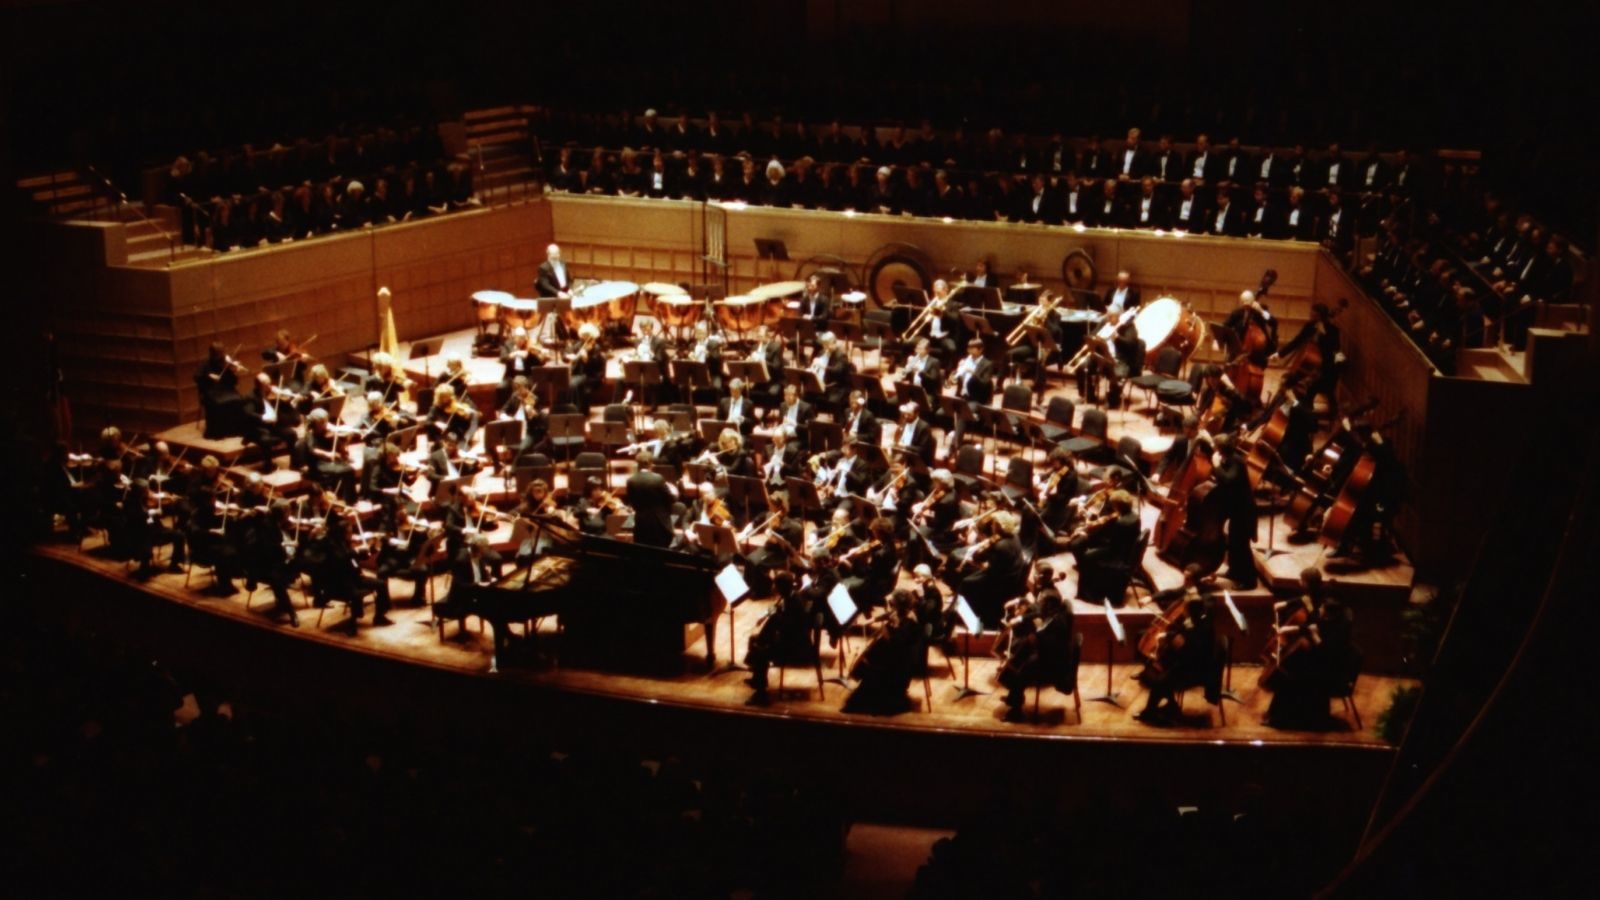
left=82, top=166, right=177, bottom=262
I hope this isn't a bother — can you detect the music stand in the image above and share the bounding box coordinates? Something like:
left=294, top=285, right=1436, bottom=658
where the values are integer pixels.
left=775, top=318, right=816, bottom=361
left=848, top=372, right=889, bottom=407
left=784, top=476, right=824, bottom=519
left=808, top=419, right=843, bottom=454
left=959, top=312, right=994, bottom=337
left=536, top=298, right=572, bottom=346
left=684, top=462, right=716, bottom=486
left=310, top=393, right=347, bottom=424
left=530, top=365, right=570, bottom=411
left=545, top=412, right=587, bottom=464
left=725, top=474, right=767, bottom=524
left=949, top=594, right=988, bottom=701
left=389, top=424, right=420, bottom=452
left=1090, top=599, right=1128, bottom=708
left=894, top=381, right=930, bottom=413
left=783, top=365, right=824, bottom=398
left=693, top=523, right=737, bottom=561
left=709, top=562, right=751, bottom=676
left=621, top=360, right=664, bottom=409
left=481, top=418, right=523, bottom=462
left=697, top=418, right=735, bottom=444
left=1220, top=590, right=1248, bottom=704
left=670, top=359, right=711, bottom=398
left=753, top=238, right=789, bottom=283
left=853, top=441, right=888, bottom=473
left=432, top=475, right=472, bottom=509
left=824, top=581, right=860, bottom=687
left=589, top=420, right=630, bottom=457
left=725, top=360, right=770, bottom=387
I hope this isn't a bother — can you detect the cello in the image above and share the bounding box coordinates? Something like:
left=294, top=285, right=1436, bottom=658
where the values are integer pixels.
left=1318, top=452, right=1378, bottom=550
left=1153, top=439, right=1214, bottom=552
left=1157, top=479, right=1228, bottom=575
left=1283, top=399, right=1381, bottom=531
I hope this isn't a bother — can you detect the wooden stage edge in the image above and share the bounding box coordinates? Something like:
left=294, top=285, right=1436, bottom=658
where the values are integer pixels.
left=30, top=540, right=1409, bottom=754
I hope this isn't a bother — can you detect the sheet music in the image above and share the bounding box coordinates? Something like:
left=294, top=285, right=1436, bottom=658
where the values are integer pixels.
left=1103, top=600, right=1126, bottom=644
left=715, top=563, right=750, bottom=606
left=827, top=582, right=859, bottom=627
left=1222, top=590, right=1247, bottom=633
left=952, top=594, right=983, bottom=635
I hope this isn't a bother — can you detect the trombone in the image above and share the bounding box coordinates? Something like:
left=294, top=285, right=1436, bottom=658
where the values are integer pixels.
left=1005, top=290, right=1064, bottom=346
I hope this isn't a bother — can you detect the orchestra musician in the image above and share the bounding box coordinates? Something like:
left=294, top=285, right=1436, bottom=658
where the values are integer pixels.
left=998, top=587, right=1074, bottom=722
left=1218, top=289, right=1278, bottom=406
left=242, top=500, right=300, bottom=627
left=499, top=375, right=550, bottom=463
left=293, top=408, right=355, bottom=498
left=375, top=506, right=443, bottom=606
left=951, top=509, right=1028, bottom=628
left=841, top=589, right=922, bottom=715
left=425, top=384, right=480, bottom=444
left=747, top=323, right=788, bottom=402
left=362, top=441, right=417, bottom=527
left=566, top=322, right=606, bottom=413
left=117, top=476, right=187, bottom=579
left=261, top=328, right=312, bottom=390
left=498, top=327, right=544, bottom=408
left=867, top=455, right=925, bottom=540
left=771, top=383, right=815, bottom=434
left=1036, top=446, right=1083, bottom=531
left=709, top=428, right=755, bottom=478
left=760, top=426, right=802, bottom=489
left=743, top=570, right=813, bottom=706
left=441, top=533, right=503, bottom=633
left=241, top=372, right=301, bottom=468
left=1271, top=300, right=1344, bottom=419
left=295, top=363, right=343, bottom=416
left=1078, top=318, right=1146, bottom=408
left=183, top=455, right=245, bottom=595
left=535, top=242, right=574, bottom=300
left=898, top=338, right=944, bottom=396
left=434, top=353, right=472, bottom=399
left=808, top=331, right=851, bottom=408
left=947, top=338, right=995, bottom=447
left=797, top=273, right=831, bottom=322
left=716, top=378, right=756, bottom=434
left=889, top=401, right=935, bottom=467
left=812, top=439, right=871, bottom=502
left=301, top=489, right=392, bottom=633
left=1263, top=568, right=1357, bottom=728
left=1156, top=414, right=1208, bottom=483
left=841, top=390, right=879, bottom=443
left=358, top=391, right=400, bottom=448
left=1211, top=435, right=1259, bottom=590
left=1135, top=580, right=1219, bottom=724
left=1067, top=489, right=1141, bottom=605
left=194, top=341, right=249, bottom=439
left=631, top=318, right=669, bottom=365
left=624, top=448, right=676, bottom=548
left=365, top=352, right=413, bottom=409
left=1197, top=364, right=1249, bottom=434
left=839, top=517, right=900, bottom=616
left=918, top=278, right=962, bottom=360
left=740, top=490, right=804, bottom=596
left=427, top=431, right=481, bottom=491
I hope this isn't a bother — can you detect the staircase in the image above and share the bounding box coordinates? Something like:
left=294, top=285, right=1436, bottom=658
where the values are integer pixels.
left=462, top=105, right=543, bottom=204
left=15, top=167, right=211, bottom=266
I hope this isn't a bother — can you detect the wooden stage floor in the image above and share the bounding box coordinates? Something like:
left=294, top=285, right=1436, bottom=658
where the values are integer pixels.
left=34, top=537, right=1411, bottom=750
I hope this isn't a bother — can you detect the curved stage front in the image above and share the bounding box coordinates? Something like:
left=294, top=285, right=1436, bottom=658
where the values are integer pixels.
left=29, top=542, right=1403, bottom=827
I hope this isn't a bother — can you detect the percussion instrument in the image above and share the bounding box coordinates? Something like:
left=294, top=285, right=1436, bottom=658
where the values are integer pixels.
left=1132, top=296, right=1207, bottom=361
left=499, top=297, right=540, bottom=330
left=747, top=280, right=807, bottom=302
left=864, top=242, right=933, bottom=308
left=714, top=295, right=772, bottom=336
left=653, top=295, right=702, bottom=331
left=472, top=290, right=512, bottom=329
left=566, top=280, right=639, bottom=331
left=638, top=281, right=687, bottom=317
left=840, top=290, right=867, bottom=305
left=1061, top=247, right=1097, bottom=290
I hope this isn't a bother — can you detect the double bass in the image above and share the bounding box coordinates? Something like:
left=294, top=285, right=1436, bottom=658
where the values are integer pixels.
left=1157, top=479, right=1227, bottom=576
left=1153, top=441, right=1213, bottom=552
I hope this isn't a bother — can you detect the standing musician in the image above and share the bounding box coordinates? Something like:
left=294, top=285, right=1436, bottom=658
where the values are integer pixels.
left=889, top=401, right=935, bottom=466
left=898, top=338, right=945, bottom=395
left=998, top=588, right=1074, bottom=722
left=566, top=322, right=606, bottom=413
left=1036, top=447, right=1083, bottom=531
left=797, top=273, right=831, bottom=322
left=1217, top=289, right=1278, bottom=406
left=1156, top=414, right=1208, bottom=483
left=425, top=384, right=480, bottom=444
left=716, top=378, right=757, bottom=434
left=1065, top=489, right=1141, bottom=604
left=535, top=243, right=574, bottom=300
left=294, top=408, right=355, bottom=497
left=1196, top=364, right=1249, bottom=434
left=1212, top=435, right=1259, bottom=590
left=241, top=372, right=301, bottom=468
left=841, top=589, right=923, bottom=715
left=950, top=509, right=1028, bottom=628
left=841, top=390, right=879, bottom=443
left=498, top=327, right=544, bottom=408
left=1271, top=300, right=1344, bottom=419
left=295, top=363, right=343, bottom=416
left=194, top=341, right=250, bottom=439
left=1135, top=580, right=1219, bottom=724
left=947, top=338, right=995, bottom=447
left=624, top=449, right=676, bottom=548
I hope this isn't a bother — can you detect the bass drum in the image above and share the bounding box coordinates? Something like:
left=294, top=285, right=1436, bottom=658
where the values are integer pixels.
left=1133, top=296, right=1208, bottom=362
left=1061, top=248, right=1097, bottom=293
left=863, top=243, right=933, bottom=309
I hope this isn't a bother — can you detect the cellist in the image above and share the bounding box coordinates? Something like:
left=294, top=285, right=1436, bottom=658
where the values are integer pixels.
left=1219, top=289, right=1277, bottom=406
left=1271, top=300, right=1343, bottom=419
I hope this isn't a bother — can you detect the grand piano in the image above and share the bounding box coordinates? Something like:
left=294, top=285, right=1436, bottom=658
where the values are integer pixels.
left=473, top=519, right=718, bottom=676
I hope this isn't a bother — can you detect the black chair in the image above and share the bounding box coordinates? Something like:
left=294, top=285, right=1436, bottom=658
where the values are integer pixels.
left=1029, top=632, right=1084, bottom=725
left=602, top=403, right=631, bottom=424
left=1333, top=647, right=1366, bottom=730
left=1155, top=364, right=1202, bottom=428
left=1131, top=346, right=1183, bottom=410
left=1001, top=382, right=1032, bottom=414
left=1061, top=408, right=1112, bottom=462
left=1038, top=396, right=1076, bottom=444
left=1003, top=456, right=1033, bottom=498
left=572, top=451, right=609, bottom=491
left=546, top=412, right=587, bottom=463
left=953, top=443, right=986, bottom=492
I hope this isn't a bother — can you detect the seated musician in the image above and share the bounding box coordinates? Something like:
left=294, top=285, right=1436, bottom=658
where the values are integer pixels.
left=1196, top=364, right=1249, bottom=434
left=302, top=490, right=392, bottom=633
left=241, top=372, right=301, bottom=469
left=947, top=338, right=996, bottom=447
left=807, top=332, right=851, bottom=408
left=566, top=322, right=606, bottom=414
left=570, top=477, right=611, bottom=535
left=427, top=431, right=481, bottom=492
left=911, top=564, right=958, bottom=654
left=840, top=518, right=900, bottom=616
left=759, top=426, right=802, bottom=490
left=908, top=468, right=961, bottom=564
left=363, top=442, right=417, bottom=528
left=631, top=318, right=669, bottom=364
left=812, top=439, right=871, bottom=504
left=624, top=449, right=676, bottom=548
left=1077, top=319, right=1145, bottom=407
left=1270, top=300, right=1343, bottom=420
left=710, top=427, right=755, bottom=478
left=1036, top=447, right=1083, bottom=531
left=888, top=401, right=935, bottom=467
left=841, top=589, right=922, bottom=715
left=681, top=320, right=725, bottom=396
left=1264, top=569, right=1356, bottom=728
left=240, top=500, right=299, bottom=626
left=898, top=338, right=944, bottom=396
left=747, top=323, right=788, bottom=403
left=499, top=376, right=549, bottom=462
left=194, top=342, right=249, bottom=439
left=365, top=352, right=414, bottom=410
left=952, top=510, right=1028, bottom=628
left=376, top=506, right=442, bottom=606
left=295, top=363, right=343, bottom=416
left=426, top=384, right=480, bottom=444
left=1135, top=584, right=1219, bottom=724
left=359, top=391, right=401, bottom=448
left=741, top=490, right=803, bottom=597
left=1007, top=292, right=1066, bottom=399
left=183, top=455, right=244, bottom=595
left=293, top=409, right=356, bottom=498
left=261, top=328, right=311, bottom=390
left=841, top=390, right=879, bottom=444
left=998, top=588, right=1074, bottom=722
left=771, top=383, right=815, bottom=435
left=435, top=353, right=471, bottom=399
left=920, top=279, right=962, bottom=360
left=743, top=570, right=814, bottom=706
left=1068, top=489, right=1141, bottom=605
left=116, top=477, right=187, bottom=579
left=497, top=327, right=544, bottom=408
left=717, top=378, right=756, bottom=435
left=441, top=532, right=503, bottom=629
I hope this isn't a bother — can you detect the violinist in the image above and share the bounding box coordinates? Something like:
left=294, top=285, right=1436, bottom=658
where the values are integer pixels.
left=242, top=372, right=301, bottom=467
left=952, top=510, right=1028, bottom=628
left=909, top=468, right=961, bottom=563
left=1211, top=435, right=1258, bottom=590
left=500, top=376, right=550, bottom=463
left=571, top=477, right=612, bottom=535
left=840, top=518, right=900, bottom=616
left=1271, top=300, right=1343, bottom=419
left=303, top=490, right=392, bottom=633
left=868, top=456, right=925, bottom=540
left=365, top=352, right=414, bottom=409
left=1065, top=489, right=1140, bottom=604
left=183, top=456, right=244, bottom=595
left=295, top=363, right=343, bottom=416
left=1135, top=580, right=1218, bottom=724
left=810, top=505, right=863, bottom=561
left=118, top=476, right=187, bottom=579
left=427, top=432, right=481, bottom=490
left=841, top=589, right=921, bottom=715
left=841, top=390, right=879, bottom=444
left=898, top=338, right=944, bottom=396
left=241, top=500, right=299, bottom=627
left=261, top=328, right=312, bottom=389
left=435, top=353, right=472, bottom=399
left=1036, top=447, right=1083, bottom=531
left=426, top=384, right=480, bottom=444
left=358, top=391, right=402, bottom=447
left=194, top=341, right=249, bottom=439
left=889, top=401, right=935, bottom=467
left=680, top=482, right=732, bottom=548
left=741, top=490, right=804, bottom=594
left=137, top=440, right=192, bottom=503
left=497, top=327, right=544, bottom=407
left=294, top=408, right=355, bottom=497
left=998, top=588, right=1074, bottom=722
left=375, top=506, right=442, bottom=606
left=567, top=322, right=605, bottom=413
left=363, top=441, right=418, bottom=526
left=743, top=570, right=812, bottom=706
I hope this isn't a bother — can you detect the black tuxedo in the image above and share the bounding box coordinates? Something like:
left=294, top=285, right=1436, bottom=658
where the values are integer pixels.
left=1128, top=193, right=1167, bottom=229
left=798, top=291, right=831, bottom=322
left=1209, top=201, right=1246, bottom=237
left=841, top=407, right=879, bottom=443
left=953, top=355, right=995, bottom=405
left=625, top=468, right=676, bottom=548
left=716, top=394, right=757, bottom=432
left=1150, top=150, right=1181, bottom=183
left=536, top=259, right=573, bottom=297
left=1171, top=193, right=1209, bottom=232
left=1281, top=202, right=1316, bottom=241
left=774, top=398, right=814, bottom=432
left=1100, top=285, right=1142, bottom=316
left=889, top=417, right=935, bottom=466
